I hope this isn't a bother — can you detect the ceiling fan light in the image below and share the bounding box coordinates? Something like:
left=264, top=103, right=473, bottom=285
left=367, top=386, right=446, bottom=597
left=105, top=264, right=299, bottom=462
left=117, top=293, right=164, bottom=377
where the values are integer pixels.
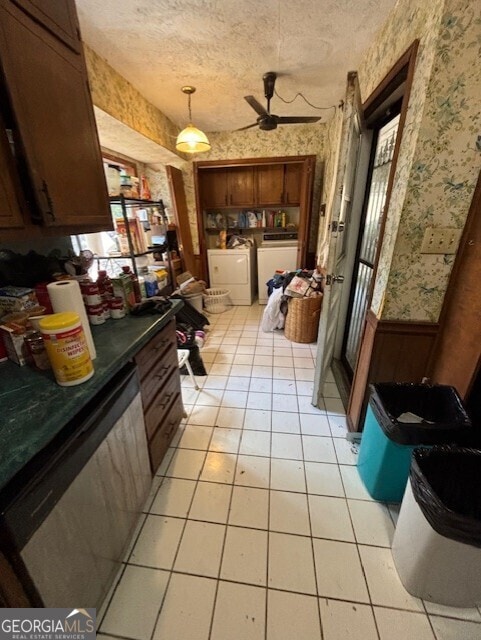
left=176, top=124, right=211, bottom=153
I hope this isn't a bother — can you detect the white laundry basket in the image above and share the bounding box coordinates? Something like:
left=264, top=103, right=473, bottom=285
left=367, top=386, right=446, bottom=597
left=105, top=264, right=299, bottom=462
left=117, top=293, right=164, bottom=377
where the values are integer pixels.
left=202, top=288, right=231, bottom=314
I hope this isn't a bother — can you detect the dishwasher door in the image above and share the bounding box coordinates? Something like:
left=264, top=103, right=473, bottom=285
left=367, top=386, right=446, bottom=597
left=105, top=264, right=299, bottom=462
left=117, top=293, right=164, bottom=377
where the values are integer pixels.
left=4, top=364, right=151, bottom=608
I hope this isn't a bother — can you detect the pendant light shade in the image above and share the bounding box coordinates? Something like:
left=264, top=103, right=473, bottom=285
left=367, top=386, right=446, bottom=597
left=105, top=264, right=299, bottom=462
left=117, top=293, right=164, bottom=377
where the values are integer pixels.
left=176, top=86, right=211, bottom=153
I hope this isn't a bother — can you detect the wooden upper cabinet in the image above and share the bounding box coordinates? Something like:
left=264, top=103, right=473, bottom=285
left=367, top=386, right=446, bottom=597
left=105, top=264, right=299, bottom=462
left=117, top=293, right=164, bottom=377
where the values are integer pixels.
left=256, top=164, right=284, bottom=206
left=0, top=124, right=25, bottom=230
left=226, top=166, right=255, bottom=206
left=284, top=163, right=302, bottom=205
left=0, top=0, right=112, bottom=231
left=201, top=169, right=228, bottom=207
left=11, top=0, right=81, bottom=52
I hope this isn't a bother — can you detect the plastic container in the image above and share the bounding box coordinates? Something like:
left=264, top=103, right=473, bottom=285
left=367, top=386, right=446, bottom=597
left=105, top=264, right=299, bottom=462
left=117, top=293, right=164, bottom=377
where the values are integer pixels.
left=357, top=383, right=471, bottom=502
left=184, top=292, right=203, bottom=314
left=39, top=312, right=94, bottom=386
left=392, top=447, right=481, bottom=606
left=202, top=288, right=231, bottom=314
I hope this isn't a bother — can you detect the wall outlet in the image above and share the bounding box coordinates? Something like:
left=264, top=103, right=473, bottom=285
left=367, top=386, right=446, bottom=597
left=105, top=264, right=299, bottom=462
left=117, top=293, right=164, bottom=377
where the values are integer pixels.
left=420, top=227, right=462, bottom=254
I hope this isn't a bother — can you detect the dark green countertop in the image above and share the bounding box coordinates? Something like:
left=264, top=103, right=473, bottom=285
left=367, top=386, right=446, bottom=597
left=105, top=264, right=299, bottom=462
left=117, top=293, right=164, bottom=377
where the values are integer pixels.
left=0, top=300, right=181, bottom=494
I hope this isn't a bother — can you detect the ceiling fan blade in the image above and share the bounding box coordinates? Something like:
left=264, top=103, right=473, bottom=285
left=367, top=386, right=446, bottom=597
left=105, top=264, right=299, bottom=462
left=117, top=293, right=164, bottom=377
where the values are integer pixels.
left=235, top=123, right=258, bottom=131
left=244, top=95, right=268, bottom=116
left=277, top=116, right=321, bottom=124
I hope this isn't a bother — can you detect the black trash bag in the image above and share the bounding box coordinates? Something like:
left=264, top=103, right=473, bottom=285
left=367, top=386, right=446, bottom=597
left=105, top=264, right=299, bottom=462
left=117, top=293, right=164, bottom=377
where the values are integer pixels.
left=369, top=383, right=471, bottom=445
left=410, top=446, right=481, bottom=548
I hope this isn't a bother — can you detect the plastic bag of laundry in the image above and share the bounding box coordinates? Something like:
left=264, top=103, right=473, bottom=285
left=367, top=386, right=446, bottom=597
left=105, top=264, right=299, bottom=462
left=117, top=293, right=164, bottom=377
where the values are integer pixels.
left=410, top=446, right=481, bottom=547
left=261, top=287, right=285, bottom=332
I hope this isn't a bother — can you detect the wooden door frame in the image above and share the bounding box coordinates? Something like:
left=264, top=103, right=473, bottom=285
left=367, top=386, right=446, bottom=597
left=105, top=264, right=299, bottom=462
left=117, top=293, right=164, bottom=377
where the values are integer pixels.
left=193, top=155, right=316, bottom=281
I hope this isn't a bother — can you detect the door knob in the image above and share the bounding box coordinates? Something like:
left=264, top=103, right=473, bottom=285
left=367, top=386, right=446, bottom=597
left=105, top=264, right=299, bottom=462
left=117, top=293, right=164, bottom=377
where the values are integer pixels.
left=325, top=274, right=344, bottom=285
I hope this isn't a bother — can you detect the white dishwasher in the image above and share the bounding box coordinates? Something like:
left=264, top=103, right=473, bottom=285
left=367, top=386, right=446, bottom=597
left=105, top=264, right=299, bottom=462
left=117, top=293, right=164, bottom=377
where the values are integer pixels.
left=208, top=246, right=257, bottom=305
left=257, top=239, right=299, bottom=304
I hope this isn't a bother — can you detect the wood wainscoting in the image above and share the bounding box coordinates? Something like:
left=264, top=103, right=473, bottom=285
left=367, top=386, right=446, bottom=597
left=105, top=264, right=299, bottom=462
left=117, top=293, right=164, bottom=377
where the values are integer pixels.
left=347, top=310, right=439, bottom=431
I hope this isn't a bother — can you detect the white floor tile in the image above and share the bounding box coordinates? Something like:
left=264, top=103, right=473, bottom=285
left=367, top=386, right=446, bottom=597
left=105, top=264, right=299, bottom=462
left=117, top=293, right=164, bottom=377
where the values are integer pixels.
left=429, top=616, right=481, bottom=640
left=313, top=539, right=369, bottom=602
left=189, top=481, right=232, bottom=524
left=150, top=478, right=196, bottom=518
left=247, top=391, right=272, bottom=410
left=229, top=486, right=269, bottom=529
left=348, top=499, right=395, bottom=547
left=299, top=413, right=331, bottom=436
left=271, top=411, right=301, bottom=433
left=267, top=590, right=321, bottom=640
left=253, top=354, right=273, bottom=366
left=271, top=433, right=303, bottom=460
left=249, top=377, right=273, bottom=393
left=272, top=379, right=297, bottom=395
left=187, top=405, right=219, bottom=427
left=178, top=425, right=213, bottom=450
left=130, top=515, right=184, bottom=570
left=235, top=353, right=255, bottom=365
left=209, top=363, right=232, bottom=376
left=235, top=455, right=270, bottom=488
left=270, top=458, right=306, bottom=493
left=101, top=565, right=169, bottom=640
left=229, top=364, right=253, bottom=377
left=200, top=451, right=237, bottom=483
left=387, top=502, right=401, bottom=526
left=294, top=357, right=314, bottom=369
left=210, top=581, right=266, bottom=640
left=225, top=375, right=251, bottom=391
left=239, top=430, right=271, bottom=456
left=244, top=409, right=272, bottom=431
left=319, top=598, right=378, bottom=640
left=273, top=366, right=295, bottom=380
left=304, top=461, right=345, bottom=497
left=209, top=427, right=242, bottom=453
left=309, top=495, right=354, bottom=542
left=296, top=380, right=314, bottom=396
left=274, top=356, right=294, bottom=367
left=236, top=345, right=256, bottom=355
left=214, top=352, right=235, bottom=364
left=216, top=407, right=245, bottom=429
left=181, top=387, right=201, bottom=404
left=358, top=545, right=424, bottom=611
left=339, top=465, right=375, bottom=500
left=195, top=389, right=224, bottom=406
left=166, top=449, right=207, bottom=480
left=374, top=607, right=435, bottom=640
left=298, top=395, right=325, bottom=414
left=333, top=437, right=359, bottom=465
left=295, top=368, right=315, bottom=382
left=271, top=393, right=298, bottom=413
left=220, top=526, right=268, bottom=585
left=153, top=573, right=216, bottom=640
left=268, top=532, right=317, bottom=594
left=270, top=490, right=310, bottom=535
left=222, top=390, right=248, bottom=408
left=423, top=601, right=481, bottom=622
left=155, top=447, right=175, bottom=477
left=251, top=365, right=273, bottom=378
left=255, top=346, right=273, bottom=355
left=302, top=435, right=337, bottom=463
left=174, top=520, right=225, bottom=578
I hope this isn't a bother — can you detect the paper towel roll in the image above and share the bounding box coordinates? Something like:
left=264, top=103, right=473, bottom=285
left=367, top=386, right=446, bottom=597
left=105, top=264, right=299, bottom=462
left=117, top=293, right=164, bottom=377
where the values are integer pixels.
left=47, top=280, right=96, bottom=360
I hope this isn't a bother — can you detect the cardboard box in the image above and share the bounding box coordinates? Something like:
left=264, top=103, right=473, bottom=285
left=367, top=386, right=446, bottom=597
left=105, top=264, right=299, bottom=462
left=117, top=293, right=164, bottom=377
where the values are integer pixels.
left=112, top=275, right=135, bottom=310
left=0, top=325, right=28, bottom=365
left=0, top=286, right=38, bottom=314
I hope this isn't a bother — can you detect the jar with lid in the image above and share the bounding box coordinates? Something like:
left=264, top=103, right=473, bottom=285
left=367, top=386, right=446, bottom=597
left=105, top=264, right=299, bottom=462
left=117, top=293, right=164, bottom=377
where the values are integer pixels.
left=24, top=331, right=51, bottom=370
left=105, top=164, right=121, bottom=197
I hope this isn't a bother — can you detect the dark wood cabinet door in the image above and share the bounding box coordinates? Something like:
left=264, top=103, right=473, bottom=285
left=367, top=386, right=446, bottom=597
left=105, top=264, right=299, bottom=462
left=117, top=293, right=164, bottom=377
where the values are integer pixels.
left=11, top=0, right=81, bottom=52
left=0, top=125, right=25, bottom=230
left=256, top=164, right=284, bottom=206
left=201, top=169, right=228, bottom=207
left=284, top=163, right=302, bottom=205
left=0, top=1, right=111, bottom=230
left=227, top=166, right=255, bottom=206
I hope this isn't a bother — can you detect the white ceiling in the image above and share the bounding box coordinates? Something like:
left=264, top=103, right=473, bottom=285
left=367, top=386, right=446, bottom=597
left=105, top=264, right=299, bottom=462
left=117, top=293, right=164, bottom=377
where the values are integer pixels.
left=76, top=0, right=397, bottom=133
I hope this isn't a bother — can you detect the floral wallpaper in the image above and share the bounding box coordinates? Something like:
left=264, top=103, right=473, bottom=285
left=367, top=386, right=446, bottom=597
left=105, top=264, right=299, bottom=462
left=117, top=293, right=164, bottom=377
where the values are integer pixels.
left=84, top=45, right=180, bottom=156
left=358, top=0, right=481, bottom=322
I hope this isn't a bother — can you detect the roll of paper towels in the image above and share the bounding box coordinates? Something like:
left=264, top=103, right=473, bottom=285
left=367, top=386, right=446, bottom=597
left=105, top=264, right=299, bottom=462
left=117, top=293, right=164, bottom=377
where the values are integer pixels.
left=47, top=280, right=96, bottom=360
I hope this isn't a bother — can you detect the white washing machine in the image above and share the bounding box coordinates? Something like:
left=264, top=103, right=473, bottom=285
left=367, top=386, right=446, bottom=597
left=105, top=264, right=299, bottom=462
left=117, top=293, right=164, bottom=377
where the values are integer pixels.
left=257, top=241, right=299, bottom=304
left=207, top=246, right=257, bottom=305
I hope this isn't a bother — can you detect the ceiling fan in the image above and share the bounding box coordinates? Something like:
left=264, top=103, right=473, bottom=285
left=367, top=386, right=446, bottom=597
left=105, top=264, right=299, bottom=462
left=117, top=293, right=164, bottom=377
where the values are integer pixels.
left=239, top=72, right=321, bottom=131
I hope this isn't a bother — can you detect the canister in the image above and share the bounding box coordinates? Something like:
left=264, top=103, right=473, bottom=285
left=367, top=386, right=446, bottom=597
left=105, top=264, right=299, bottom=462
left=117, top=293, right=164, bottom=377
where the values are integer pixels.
left=39, top=312, right=94, bottom=386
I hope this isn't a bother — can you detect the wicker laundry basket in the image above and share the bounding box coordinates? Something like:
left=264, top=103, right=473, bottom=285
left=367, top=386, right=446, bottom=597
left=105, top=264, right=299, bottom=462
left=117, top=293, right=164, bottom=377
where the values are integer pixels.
left=203, top=288, right=231, bottom=314
left=284, top=294, right=323, bottom=343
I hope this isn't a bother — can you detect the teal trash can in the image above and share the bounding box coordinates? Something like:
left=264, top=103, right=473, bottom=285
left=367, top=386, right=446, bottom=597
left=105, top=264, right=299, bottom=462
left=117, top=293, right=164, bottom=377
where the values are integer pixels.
left=357, top=383, right=471, bottom=502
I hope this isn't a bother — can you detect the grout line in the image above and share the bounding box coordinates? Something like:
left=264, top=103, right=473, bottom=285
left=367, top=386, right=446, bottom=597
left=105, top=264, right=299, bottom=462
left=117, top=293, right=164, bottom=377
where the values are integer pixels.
left=264, top=431, right=273, bottom=640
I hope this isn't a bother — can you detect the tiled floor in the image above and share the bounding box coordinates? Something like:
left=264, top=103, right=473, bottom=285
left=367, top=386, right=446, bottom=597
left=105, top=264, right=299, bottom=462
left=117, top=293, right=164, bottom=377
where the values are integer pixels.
left=98, top=305, right=481, bottom=640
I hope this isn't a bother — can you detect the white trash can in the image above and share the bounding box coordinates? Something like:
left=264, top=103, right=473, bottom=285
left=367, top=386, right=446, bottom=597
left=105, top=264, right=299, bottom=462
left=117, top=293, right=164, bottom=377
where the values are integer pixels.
left=392, top=447, right=481, bottom=607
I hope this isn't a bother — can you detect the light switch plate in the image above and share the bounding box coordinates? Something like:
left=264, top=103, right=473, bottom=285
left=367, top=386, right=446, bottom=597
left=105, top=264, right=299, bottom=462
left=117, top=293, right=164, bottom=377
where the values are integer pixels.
left=420, top=227, right=462, bottom=254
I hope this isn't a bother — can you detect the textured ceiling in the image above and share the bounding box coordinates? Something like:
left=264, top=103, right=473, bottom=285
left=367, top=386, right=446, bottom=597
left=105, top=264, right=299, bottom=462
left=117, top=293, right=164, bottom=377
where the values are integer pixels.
left=76, top=0, right=397, bottom=133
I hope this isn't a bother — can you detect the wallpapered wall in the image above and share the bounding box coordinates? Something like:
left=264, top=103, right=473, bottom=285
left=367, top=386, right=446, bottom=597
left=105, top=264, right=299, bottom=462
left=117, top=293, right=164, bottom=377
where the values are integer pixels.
left=357, top=0, right=481, bottom=322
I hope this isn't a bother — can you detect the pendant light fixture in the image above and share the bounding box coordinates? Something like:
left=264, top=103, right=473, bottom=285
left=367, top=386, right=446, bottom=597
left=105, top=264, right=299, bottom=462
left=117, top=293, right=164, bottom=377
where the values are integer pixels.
left=175, top=86, right=211, bottom=153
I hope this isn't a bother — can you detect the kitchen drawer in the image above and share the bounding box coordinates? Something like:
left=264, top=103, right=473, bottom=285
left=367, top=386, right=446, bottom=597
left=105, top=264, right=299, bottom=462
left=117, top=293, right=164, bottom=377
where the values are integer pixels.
left=148, top=391, right=184, bottom=474
left=144, top=372, right=182, bottom=440
left=139, top=343, right=178, bottom=410
left=135, top=319, right=176, bottom=380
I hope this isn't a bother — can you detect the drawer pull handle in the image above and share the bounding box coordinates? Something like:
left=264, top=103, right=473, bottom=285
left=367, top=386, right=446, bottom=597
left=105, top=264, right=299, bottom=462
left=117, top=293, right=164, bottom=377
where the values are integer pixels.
left=165, top=420, right=176, bottom=438
left=157, top=392, right=173, bottom=410
left=154, top=366, right=170, bottom=379
left=154, top=339, right=169, bottom=352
